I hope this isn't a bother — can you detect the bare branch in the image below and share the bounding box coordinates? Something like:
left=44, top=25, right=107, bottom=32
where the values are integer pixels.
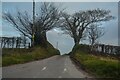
left=59, top=9, right=114, bottom=46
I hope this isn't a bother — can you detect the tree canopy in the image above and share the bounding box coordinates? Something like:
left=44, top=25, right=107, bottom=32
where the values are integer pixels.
left=3, top=2, right=61, bottom=47
left=59, top=8, right=115, bottom=47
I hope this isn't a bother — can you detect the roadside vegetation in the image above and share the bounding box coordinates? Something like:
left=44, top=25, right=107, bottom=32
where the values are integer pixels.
left=2, top=3, right=60, bottom=67
left=0, top=56, right=1, bottom=67
left=70, top=44, right=120, bottom=79
left=2, top=42, right=60, bottom=67
left=2, top=2, right=119, bottom=78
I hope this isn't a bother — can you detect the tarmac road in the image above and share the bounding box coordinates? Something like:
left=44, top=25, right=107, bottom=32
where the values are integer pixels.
left=3, top=55, right=92, bottom=78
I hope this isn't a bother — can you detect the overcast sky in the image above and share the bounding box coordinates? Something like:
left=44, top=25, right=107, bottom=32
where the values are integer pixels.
left=1, top=2, right=118, bottom=54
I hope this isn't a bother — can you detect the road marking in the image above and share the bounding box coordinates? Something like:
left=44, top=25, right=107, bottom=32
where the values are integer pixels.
left=64, top=68, right=67, bottom=72
left=58, top=76, right=62, bottom=78
left=62, top=68, right=67, bottom=73
left=41, top=67, right=47, bottom=71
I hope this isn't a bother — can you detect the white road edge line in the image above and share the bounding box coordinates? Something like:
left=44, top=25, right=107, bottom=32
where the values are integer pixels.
left=41, top=66, right=47, bottom=71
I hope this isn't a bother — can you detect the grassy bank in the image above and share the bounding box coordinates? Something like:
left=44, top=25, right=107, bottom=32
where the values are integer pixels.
left=71, top=45, right=120, bottom=79
left=2, top=43, right=60, bottom=67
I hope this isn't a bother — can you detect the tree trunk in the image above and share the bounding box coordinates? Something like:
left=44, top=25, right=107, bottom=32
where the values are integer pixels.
left=34, top=32, right=47, bottom=47
left=91, top=38, right=95, bottom=51
left=71, top=37, right=80, bottom=54
left=91, top=41, right=94, bottom=51
left=74, top=36, right=80, bottom=47
left=30, top=38, right=33, bottom=47
left=42, top=32, right=47, bottom=42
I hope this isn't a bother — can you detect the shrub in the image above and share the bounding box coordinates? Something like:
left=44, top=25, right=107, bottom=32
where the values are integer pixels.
left=72, top=44, right=90, bottom=53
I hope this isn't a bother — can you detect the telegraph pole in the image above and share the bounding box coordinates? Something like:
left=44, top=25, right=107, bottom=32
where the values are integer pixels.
left=32, top=0, right=35, bottom=47
left=56, top=41, right=58, bottom=49
left=56, top=33, right=60, bottom=49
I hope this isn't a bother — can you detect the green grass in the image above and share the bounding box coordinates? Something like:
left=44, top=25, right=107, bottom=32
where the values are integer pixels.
left=0, top=56, right=2, bottom=67
left=73, top=51, right=120, bottom=78
left=71, top=44, right=120, bottom=79
left=2, top=43, right=60, bottom=66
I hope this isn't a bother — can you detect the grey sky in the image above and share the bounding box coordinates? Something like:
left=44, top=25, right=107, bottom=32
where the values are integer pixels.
left=1, top=2, right=118, bottom=54
left=1, top=0, right=119, bottom=2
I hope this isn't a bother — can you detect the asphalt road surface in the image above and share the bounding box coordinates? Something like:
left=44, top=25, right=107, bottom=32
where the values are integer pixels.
left=3, top=55, right=92, bottom=78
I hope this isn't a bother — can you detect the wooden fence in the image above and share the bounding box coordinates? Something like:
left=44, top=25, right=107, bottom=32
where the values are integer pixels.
left=0, top=37, right=31, bottom=48
left=93, top=44, right=120, bottom=55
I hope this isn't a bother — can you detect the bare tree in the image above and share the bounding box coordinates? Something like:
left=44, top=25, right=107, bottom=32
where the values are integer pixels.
left=3, top=2, right=60, bottom=47
left=87, top=24, right=104, bottom=51
left=34, top=2, right=60, bottom=46
left=3, top=11, right=33, bottom=42
left=60, top=8, right=114, bottom=48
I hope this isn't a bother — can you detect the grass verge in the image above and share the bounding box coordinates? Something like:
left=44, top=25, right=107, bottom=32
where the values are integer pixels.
left=70, top=45, right=120, bottom=79
left=2, top=43, right=60, bottom=67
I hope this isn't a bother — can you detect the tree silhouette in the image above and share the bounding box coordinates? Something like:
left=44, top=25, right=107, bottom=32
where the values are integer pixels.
left=60, top=9, right=114, bottom=48
left=87, top=24, right=104, bottom=51
left=34, top=3, right=60, bottom=47
left=3, top=2, right=60, bottom=47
